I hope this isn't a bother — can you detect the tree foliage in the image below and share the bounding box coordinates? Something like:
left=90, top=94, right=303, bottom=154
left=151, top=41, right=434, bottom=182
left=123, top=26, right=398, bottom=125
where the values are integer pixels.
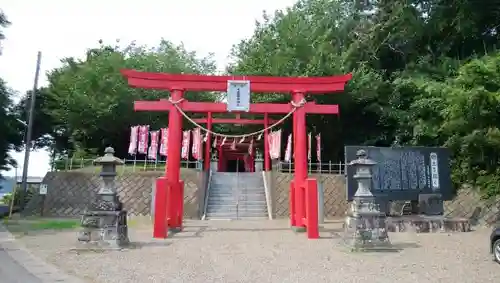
left=21, top=40, right=217, bottom=159
left=5, top=0, right=500, bottom=197
left=228, top=0, right=500, bottom=197
left=0, top=9, right=10, bottom=55
left=0, top=11, right=23, bottom=179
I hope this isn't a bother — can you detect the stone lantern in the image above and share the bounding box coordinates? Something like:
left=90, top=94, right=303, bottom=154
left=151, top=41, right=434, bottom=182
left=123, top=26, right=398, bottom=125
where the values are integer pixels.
left=78, top=147, right=129, bottom=249
left=344, top=149, right=391, bottom=250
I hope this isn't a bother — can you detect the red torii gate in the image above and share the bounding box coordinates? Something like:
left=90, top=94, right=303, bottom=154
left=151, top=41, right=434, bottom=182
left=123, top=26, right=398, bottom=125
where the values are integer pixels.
left=121, top=69, right=352, bottom=239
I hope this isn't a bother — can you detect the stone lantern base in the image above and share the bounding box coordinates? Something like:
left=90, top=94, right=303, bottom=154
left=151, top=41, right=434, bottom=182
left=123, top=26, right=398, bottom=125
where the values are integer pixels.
left=78, top=194, right=130, bottom=249
left=78, top=210, right=129, bottom=249
left=344, top=195, right=392, bottom=251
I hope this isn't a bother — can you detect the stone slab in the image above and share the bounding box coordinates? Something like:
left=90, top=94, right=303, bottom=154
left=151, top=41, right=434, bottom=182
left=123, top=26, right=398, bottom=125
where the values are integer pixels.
left=291, top=226, right=306, bottom=233
left=387, top=215, right=471, bottom=233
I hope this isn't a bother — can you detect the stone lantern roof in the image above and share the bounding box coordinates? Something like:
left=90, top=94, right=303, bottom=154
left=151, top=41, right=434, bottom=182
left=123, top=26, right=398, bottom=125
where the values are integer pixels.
left=93, top=147, right=124, bottom=166
left=348, top=149, right=376, bottom=166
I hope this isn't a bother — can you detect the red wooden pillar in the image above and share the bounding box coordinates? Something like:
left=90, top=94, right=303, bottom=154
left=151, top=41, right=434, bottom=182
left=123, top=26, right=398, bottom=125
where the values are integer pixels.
left=292, top=92, right=307, bottom=229
left=305, top=178, right=319, bottom=238
left=204, top=112, right=212, bottom=170
left=264, top=113, right=270, bottom=171
left=218, top=146, right=226, bottom=172
left=154, top=89, right=184, bottom=238
left=290, top=107, right=297, bottom=227
left=170, top=90, right=185, bottom=231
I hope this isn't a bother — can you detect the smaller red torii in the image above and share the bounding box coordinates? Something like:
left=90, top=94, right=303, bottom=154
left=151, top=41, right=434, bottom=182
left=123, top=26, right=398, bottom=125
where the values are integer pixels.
left=121, top=69, right=352, bottom=240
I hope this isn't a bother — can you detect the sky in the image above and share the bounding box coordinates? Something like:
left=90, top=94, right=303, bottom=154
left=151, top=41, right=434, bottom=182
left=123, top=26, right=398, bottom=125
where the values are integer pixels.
left=0, top=0, right=296, bottom=177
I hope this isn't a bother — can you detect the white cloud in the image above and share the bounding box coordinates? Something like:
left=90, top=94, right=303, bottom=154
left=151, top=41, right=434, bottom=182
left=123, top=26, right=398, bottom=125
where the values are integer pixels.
left=0, top=0, right=296, bottom=177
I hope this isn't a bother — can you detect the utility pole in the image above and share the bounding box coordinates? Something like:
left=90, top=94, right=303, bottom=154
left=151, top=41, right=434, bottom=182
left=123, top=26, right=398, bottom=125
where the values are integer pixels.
left=20, top=51, right=42, bottom=208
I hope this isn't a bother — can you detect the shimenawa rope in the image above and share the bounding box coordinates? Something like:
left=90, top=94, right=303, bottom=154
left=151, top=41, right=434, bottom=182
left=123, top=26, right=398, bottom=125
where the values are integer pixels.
left=168, top=97, right=306, bottom=139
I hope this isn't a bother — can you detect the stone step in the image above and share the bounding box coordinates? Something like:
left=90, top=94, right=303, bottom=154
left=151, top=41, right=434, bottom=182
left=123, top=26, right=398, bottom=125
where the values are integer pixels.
left=209, top=188, right=265, bottom=193
left=208, top=191, right=266, bottom=196
left=207, top=210, right=268, bottom=216
left=207, top=205, right=267, bottom=211
left=206, top=212, right=268, bottom=219
left=210, top=184, right=265, bottom=189
left=208, top=196, right=267, bottom=202
left=207, top=200, right=267, bottom=206
left=208, top=192, right=266, bottom=198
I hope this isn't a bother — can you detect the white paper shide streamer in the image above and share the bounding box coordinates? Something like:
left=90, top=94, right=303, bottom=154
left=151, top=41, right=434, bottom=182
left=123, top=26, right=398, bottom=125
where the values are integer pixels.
left=284, top=134, right=292, bottom=162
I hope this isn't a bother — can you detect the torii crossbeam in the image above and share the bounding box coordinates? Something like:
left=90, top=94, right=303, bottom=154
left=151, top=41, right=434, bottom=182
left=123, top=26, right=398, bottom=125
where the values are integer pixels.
left=121, top=69, right=352, bottom=240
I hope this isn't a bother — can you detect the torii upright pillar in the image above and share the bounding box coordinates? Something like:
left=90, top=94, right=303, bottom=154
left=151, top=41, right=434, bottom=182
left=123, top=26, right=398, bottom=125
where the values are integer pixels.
left=121, top=69, right=352, bottom=239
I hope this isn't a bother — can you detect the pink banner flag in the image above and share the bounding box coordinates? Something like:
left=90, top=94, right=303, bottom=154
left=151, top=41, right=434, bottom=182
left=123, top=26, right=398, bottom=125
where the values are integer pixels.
left=159, top=128, right=169, bottom=156
left=197, top=130, right=204, bottom=160
left=191, top=128, right=202, bottom=160
left=181, top=130, right=191, bottom=160
left=269, top=130, right=282, bottom=159
left=284, top=134, right=292, bottom=162
left=148, top=130, right=159, bottom=159
left=137, top=125, right=149, bottom=154
left=248, top=138, right=254, bottom=155
left=128, top=126, right=139, bottom=155
left=316, top=133, right=321, bottom=161
left=307, top=132, right=312, bottom=160
left=267, top=132, right=273, bottom=158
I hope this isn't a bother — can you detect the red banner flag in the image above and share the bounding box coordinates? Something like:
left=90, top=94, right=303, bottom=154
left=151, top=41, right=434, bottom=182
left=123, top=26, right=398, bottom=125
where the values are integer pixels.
left=191, top=128, right=202, bottom=160
left=159, top=128, right=169, bottom=156
left=148, top=130, right=159, bottom=160
left=181, top=130, right=191, bottom=160
left=316, top=133, right=321, bottom=161
left=137, top=125, right=149, bottom=154
left=284, top=134, right=292, bottom=162
left=307, top=132, right=312, bottom=160
left=128, top=126, right=139, bottom=155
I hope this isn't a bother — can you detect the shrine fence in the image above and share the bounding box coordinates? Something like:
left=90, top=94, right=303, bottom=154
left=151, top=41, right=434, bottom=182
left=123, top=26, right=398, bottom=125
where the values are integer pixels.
left=52, top=157, right=346, bottom=175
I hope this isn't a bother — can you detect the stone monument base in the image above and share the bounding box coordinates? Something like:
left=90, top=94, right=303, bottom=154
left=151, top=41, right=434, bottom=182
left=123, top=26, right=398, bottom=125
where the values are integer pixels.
left=386, top=215, right=471, bottom=233
left=78, top=210, right=130, bottom=249
left=344, top=212, right=394, bottom=251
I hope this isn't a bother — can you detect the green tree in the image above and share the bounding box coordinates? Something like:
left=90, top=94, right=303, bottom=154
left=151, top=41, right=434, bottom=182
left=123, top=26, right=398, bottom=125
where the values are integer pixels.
left=402, top=54, right=500, bottom=197
left=0, top=11, right=23, bottom=179
left=0, top=79, right=24, bottom=177
left=229, top=0, right=500, bottom=197
left=38, top=40, right=217, bottom=158
left=0, top=10, right=10, bottom=55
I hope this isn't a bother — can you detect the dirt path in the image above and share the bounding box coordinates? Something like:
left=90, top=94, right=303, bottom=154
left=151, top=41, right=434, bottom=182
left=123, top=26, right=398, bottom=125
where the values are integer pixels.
left=15, top=219, right=500, bottom=283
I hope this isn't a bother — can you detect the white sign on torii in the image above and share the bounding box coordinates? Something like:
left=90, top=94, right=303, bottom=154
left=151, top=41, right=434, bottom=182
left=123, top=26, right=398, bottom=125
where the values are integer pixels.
left=226, top=80, right=250, bottom=112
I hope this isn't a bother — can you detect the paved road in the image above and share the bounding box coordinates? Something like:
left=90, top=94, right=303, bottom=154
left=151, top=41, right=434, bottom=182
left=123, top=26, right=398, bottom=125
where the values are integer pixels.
left=0, top=247, right=42, bottom=283
left=0, top=224, right=85, bottom=283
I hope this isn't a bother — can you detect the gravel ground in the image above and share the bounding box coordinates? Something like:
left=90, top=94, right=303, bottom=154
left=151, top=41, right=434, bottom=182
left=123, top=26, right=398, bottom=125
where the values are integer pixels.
left=17, top=219, right=500, bottom=283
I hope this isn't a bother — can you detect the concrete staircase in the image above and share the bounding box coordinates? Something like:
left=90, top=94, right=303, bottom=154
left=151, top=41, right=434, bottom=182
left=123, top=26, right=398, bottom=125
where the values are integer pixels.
left=205, top=172, right=268, bottom=220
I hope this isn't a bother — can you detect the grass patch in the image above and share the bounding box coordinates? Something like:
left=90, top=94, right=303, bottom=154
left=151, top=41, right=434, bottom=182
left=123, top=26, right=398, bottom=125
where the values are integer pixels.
left=30, top=219, right=80, bottom=230
left=3, top=217, right=80, bottom=236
